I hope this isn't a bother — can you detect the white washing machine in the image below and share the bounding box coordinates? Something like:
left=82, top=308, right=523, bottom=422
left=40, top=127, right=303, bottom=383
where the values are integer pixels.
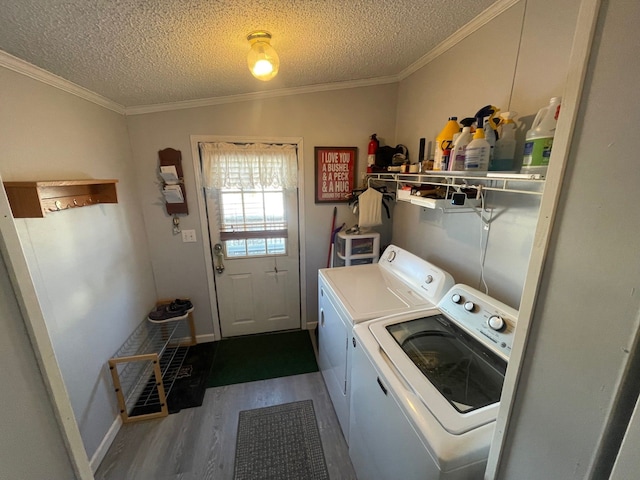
left=317, top=245, right=454, bottom=443
left=348, top=284, right=517, bottom=479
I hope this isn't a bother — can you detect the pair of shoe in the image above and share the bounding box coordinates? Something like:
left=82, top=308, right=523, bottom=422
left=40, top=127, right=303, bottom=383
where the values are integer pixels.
left=169, top=298, right=193, bottom=312
left=148, top=298, right=194, bottom=322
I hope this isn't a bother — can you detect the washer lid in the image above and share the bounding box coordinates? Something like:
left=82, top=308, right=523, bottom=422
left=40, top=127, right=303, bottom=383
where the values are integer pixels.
left=369, top=310, right=504, bottom=435
left=321, top=264, right=433, bottom=323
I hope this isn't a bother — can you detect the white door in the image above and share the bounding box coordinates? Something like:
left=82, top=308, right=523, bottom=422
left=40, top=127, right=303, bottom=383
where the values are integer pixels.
left=202, top=145, right=301, bottom=337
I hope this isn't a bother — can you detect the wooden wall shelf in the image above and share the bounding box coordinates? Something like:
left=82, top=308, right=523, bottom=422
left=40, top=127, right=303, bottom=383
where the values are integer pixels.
left=3, top=179, right=118, bottom=218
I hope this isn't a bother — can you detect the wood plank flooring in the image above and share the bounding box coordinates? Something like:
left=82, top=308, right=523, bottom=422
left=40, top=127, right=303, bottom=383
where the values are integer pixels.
left=95, top=371, right=357, bottom=480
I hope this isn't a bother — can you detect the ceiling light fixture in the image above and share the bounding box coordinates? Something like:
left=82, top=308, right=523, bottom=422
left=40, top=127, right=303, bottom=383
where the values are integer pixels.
left=247, top=31, right=279, bottom=81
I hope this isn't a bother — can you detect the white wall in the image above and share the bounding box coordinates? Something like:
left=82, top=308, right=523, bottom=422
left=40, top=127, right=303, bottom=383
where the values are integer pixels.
left=392, top=0, right=580, bottom=308
left=497, top=0, right=640, bottom=477
left=0, top=242, right=77, bottom=479
left=125, top=85, right=398, bottom=333
left=0, top=67, right=157, bottom=460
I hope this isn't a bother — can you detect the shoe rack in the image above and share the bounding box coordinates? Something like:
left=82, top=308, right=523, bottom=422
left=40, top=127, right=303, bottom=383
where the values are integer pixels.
left=108, top=301, right=196, bottom=423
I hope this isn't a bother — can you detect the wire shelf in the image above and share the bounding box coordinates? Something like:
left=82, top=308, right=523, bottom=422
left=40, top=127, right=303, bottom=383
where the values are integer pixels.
left=108, top=315, right=195, bottom=421
left=124, top=345, right=191, bottom=413
left=366, top=172, right=545, bottom=196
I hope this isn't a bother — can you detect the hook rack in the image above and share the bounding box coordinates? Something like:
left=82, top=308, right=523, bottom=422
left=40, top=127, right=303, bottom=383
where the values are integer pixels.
left=3, top=180, right=118, bottom=218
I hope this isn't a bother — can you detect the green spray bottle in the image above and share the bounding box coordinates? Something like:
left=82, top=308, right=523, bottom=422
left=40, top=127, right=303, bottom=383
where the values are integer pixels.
left=491, top=112, right=518, bottom=171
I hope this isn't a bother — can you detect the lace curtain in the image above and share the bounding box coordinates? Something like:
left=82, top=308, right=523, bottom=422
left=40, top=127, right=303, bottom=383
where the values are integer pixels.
left=200, top=142, right=298, bottom=190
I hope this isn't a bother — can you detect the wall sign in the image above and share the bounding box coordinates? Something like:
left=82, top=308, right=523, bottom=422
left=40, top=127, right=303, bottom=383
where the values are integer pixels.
left=314, top=146, right=357, bottom=203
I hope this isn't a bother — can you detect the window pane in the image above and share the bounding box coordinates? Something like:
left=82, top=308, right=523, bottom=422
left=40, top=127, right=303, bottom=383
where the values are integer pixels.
left=267, top=238, right=286, bottom=255
left=225, top=239, right=247, bottom=257
left=243, top=192, right=265, bottom=226
left=264, top=192, right=285, bottom=223
left=221, top=192, right=244, bottom=226
left=247, top=238, right=267, bottom=256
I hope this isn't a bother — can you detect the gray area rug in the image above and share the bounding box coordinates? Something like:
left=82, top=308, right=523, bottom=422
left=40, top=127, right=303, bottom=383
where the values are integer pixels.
left=234, top=400, right=330, bottom=480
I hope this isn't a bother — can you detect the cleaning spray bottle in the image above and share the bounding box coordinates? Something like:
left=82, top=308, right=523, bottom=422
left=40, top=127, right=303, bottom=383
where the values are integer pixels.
left=464, top=107, right=492, bottom=171
left=491, top=111, right=518, bottom=171
left=449, top=117, right=475, bottom=171
left=521, top=97, right=562, bottom=174
left=434, top=117, right=460, bottom=171
left=484, top=106, right=500, bottom=160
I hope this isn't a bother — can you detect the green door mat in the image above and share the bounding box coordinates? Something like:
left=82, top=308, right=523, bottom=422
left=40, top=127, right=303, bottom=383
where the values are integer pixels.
left=207, top=330, right=319, bottom=388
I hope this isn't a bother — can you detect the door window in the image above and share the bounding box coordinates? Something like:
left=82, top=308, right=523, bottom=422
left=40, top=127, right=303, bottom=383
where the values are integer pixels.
left=219, top=186, right=287, bottom=258
left=199, top=141, right=298, bottom=260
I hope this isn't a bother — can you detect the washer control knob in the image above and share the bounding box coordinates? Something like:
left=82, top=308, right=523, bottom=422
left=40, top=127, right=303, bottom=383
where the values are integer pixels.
left=488, top=315, right=506, bottom=331
left=451, top=293, right=462, bottom=304
left=425, top=275, right=433, bottom=284
left=464, top=301, right=475, bottom=312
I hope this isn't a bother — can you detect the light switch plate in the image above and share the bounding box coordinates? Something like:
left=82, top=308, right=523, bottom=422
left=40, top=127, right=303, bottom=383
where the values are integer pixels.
left=181, top=229, right=197, bottom=243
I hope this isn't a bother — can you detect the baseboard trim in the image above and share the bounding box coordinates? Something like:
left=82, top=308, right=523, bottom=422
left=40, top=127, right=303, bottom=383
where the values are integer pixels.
left=196, top=333, right=216, bottom=343
left=304, top=322, right=318, bottom=331
left=90, top=414, right=122, bottom=473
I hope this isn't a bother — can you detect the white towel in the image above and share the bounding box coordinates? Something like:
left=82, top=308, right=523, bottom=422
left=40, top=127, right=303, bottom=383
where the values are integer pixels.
left=358, top=187, right=383, bottom=228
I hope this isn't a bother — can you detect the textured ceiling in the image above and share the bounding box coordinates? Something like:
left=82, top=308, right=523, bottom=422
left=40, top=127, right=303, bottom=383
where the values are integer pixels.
left=0, top=0, right=499, bottom=107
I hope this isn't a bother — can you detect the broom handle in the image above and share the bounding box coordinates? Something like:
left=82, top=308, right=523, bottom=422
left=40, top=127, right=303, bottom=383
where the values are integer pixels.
left=326, top=207, right=337, bottom=268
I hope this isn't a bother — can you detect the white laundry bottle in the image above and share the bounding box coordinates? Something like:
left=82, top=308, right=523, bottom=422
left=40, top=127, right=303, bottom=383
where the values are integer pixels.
left=464, top=119, right=491, bottom=171
left=449, top=117, right=474, bottom=171
left=521, top=97, right=561, bottom=175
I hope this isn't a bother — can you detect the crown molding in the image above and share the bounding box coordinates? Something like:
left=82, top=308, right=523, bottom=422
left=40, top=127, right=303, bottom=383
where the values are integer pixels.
left=124, top=75, right=400, bottom=115
left=0, top=49, right=125, bottom=114
left=1, top=0, right=518, bottom=116
left=398, top=0, right=521, bottom=80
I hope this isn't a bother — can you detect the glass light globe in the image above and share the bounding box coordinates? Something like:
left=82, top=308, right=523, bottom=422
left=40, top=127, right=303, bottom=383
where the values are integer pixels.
left=247, top=31, right=280, bottom=81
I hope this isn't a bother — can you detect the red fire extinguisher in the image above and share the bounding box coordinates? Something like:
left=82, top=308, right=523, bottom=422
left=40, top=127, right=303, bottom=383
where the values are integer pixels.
left=367, top=134, right=379, bottom=172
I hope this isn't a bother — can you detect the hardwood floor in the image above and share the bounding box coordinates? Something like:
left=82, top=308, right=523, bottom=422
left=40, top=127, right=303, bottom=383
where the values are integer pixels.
left=95, top=372, right=357, bottom=480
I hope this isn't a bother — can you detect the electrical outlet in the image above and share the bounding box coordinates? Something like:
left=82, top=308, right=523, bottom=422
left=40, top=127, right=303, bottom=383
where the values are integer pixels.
left=181, top=229, right=197, bottom=243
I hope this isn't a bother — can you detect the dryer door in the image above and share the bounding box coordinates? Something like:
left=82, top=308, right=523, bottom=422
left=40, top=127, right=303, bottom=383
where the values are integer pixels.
left=317, top=282, right=350, bottom=440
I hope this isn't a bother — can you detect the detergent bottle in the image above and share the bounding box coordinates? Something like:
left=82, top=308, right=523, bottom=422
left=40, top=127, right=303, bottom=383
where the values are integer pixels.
left=449, top=117, right=475, bottom=171
left=521, top=97, right=561, bottom=174
left=433, top=117, right=460, bottom=171
left=491, top=111, right=518, bottom=171
left=464, top=110, right=492, bottom=171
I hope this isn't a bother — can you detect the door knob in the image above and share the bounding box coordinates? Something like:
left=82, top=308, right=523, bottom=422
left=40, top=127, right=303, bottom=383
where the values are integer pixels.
left=213, top=243, right=225, bottom=274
